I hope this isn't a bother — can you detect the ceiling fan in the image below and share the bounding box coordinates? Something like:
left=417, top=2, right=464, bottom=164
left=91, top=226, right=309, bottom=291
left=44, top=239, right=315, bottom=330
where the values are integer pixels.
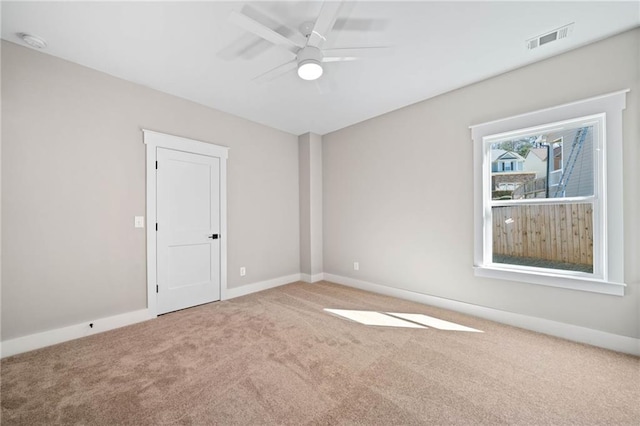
left=229, top=1, right=390, bottom=82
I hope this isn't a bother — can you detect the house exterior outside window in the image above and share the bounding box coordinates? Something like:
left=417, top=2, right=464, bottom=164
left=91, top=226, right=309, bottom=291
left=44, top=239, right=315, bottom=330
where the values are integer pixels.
left=492, top=150, right=525, bottom=172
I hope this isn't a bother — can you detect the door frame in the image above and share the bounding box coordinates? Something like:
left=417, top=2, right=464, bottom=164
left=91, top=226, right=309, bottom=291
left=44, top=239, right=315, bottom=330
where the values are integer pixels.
left=143, top=129, right=229, bottom=316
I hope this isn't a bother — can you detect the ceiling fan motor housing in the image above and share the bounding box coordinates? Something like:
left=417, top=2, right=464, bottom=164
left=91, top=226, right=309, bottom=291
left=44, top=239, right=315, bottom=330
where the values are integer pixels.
left=297, top=46, right=324, bottom=80
left=297, top=46, right=323, bottom=65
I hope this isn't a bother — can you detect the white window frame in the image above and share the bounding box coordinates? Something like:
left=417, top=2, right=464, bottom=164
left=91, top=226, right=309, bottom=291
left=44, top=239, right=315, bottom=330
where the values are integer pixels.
left=485, top=115, right=603, bottom=274
left=470, top=90, right=628, bottom=296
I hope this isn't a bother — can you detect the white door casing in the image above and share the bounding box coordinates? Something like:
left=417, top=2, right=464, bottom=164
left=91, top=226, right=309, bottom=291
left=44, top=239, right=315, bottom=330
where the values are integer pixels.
left=144, top=130, right=228, bottom=316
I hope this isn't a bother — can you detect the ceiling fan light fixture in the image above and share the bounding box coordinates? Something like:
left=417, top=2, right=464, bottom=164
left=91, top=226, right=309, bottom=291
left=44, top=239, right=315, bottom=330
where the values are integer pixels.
left=298, top=60, right=323, bottom=81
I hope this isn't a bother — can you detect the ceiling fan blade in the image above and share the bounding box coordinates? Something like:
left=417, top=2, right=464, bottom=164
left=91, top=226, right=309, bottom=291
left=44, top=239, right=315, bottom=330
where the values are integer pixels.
left=217, top=35, right=272, bottom=61
left=314, top=79, right=325, bottom=95
left=322, top=56, right=358, bottom=63
left=252, top=59, right=297, bottom=83
left=313, top=72, right=338, bottom=94
left=333, top=18, right=389, bottom=32
left=307, top=1, right=344, bottom=48
left=330, top=1, right=388, bottom=33
left=230, top=10, right=303, bottom=54
left=323, top=46, right=392, bottom=59
left=242, top=4, right=307, bottom=46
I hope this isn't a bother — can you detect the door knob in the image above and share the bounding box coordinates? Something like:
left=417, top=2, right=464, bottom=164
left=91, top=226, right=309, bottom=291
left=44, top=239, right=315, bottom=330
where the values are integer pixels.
left=207, top=234, right=219, bottom=239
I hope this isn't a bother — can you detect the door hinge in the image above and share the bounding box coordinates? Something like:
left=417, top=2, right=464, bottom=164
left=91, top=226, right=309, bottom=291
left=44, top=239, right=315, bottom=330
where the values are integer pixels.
left=155, top=161, right=158, bottom=170
left=156, top=284, right=159, bottom=293
left=156, top=223, right=158, bottom=231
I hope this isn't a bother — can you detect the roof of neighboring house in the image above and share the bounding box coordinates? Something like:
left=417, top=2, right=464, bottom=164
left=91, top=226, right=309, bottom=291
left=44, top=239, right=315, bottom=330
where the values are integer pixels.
left=491, top=150, right=525, bottom=162
left=491, top=149, right=506, bottom=162
left=527, top=148, right=548, bottom=161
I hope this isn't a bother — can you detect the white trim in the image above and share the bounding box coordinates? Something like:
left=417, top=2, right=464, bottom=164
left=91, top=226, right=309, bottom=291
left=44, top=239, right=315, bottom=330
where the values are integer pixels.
left=324, top=273, right=639, bottom=356
left=301, top=273, right=325, bottom=283
left=142, top=129, right=229, bottom=158
left=1, top=309, right=154, bottom=358
left=474, top=266, right=625, bottom=296
left=143, top=129, right=229, bottom=315
left=225, top=274, right=302, bottom=299
left=470, top=90, right=628, bottom=295
left=469, top=89, right=630, bottom=131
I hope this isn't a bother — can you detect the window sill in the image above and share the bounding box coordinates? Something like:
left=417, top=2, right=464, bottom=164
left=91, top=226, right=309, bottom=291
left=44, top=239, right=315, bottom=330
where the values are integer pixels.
left=474, top=265, right=626, bottom=296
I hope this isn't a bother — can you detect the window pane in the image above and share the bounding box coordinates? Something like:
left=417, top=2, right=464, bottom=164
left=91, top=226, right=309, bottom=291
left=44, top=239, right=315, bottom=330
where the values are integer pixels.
left=492, top=204, right=593, bottom=273
left=490, top=125, right=595, bottom=200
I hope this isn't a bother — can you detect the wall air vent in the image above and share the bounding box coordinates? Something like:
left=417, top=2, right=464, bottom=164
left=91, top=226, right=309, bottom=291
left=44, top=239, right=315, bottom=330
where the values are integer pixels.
left=527, top=23, right=574, bottom=50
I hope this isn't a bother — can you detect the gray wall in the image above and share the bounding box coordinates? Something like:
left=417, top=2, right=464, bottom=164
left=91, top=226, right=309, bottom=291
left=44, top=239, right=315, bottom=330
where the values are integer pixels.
left=1, top=41, right=300, bottom=340
left=323, top=28, right=640, bottom=339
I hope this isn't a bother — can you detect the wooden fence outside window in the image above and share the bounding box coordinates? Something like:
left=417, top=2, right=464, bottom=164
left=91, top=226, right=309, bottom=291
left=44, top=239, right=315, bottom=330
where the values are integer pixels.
left=492, top=203, right=593, bottom=267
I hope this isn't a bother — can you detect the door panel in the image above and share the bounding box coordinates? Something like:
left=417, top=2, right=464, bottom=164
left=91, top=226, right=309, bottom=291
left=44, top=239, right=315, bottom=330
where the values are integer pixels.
left=156, top=147, right=220, bottom=314
left=167, top=244, right=211, bottom=289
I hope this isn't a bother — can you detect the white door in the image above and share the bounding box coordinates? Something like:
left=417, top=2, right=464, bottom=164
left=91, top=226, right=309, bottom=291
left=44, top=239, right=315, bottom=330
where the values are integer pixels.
left=156, top=147, right=220, bottom=314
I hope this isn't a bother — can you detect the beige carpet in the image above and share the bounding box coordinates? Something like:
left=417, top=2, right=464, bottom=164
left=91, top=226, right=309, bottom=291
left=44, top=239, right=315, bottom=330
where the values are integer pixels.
left=1, top=281, right=639, bottom=425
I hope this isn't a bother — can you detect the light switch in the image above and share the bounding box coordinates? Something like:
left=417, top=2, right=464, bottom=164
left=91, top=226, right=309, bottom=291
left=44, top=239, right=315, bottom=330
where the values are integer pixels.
left=134, top=216, right=145, bottom=228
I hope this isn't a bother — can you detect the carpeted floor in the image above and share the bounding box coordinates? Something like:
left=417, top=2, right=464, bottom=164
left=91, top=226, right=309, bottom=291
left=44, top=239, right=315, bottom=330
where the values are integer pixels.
left=1, top=281, right=639, bottom=425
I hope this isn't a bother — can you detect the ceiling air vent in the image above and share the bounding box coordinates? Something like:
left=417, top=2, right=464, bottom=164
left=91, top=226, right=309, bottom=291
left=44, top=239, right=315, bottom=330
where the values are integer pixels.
left=527, top=23, right=574, bottom=50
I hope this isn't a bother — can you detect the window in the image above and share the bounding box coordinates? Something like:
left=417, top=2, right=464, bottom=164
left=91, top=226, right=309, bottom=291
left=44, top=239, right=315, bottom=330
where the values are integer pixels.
left=488, top=118, right=598, bottom=274
left=471, top=91, right=628, bottom=296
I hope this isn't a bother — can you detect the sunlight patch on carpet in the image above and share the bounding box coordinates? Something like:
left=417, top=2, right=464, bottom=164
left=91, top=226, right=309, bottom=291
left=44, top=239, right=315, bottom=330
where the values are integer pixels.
left=387, top=313, right=483, bottom=332
left=324, top=309, right=425, bottom=328
left=324, top=309, right=483, bottom=332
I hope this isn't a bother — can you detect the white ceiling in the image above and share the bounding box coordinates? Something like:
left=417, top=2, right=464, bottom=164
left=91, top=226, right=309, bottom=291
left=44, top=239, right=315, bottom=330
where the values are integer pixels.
left=2, top=1, right=639, bottom=135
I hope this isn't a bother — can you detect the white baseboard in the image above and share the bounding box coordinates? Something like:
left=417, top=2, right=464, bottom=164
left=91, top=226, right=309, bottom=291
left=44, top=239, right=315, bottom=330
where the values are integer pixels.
left=1, top=309, right=154, bottom=359
left=324, top=273, right=640, bottom=356
left=1, top=274, right=302, bottom=359
left=5, top=274, right=635, bottom=358
left=301, top=273, right=325, bottom=283
left=225, top=273, right=302, bottom=299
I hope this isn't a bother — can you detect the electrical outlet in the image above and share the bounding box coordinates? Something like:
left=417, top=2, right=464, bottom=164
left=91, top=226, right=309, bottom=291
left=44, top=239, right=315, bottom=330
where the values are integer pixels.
left=353, top=262, right=359, bottom=271
left=134, top=216, right=144, bottom=228
left=240, top=267, right=246, bottom=276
